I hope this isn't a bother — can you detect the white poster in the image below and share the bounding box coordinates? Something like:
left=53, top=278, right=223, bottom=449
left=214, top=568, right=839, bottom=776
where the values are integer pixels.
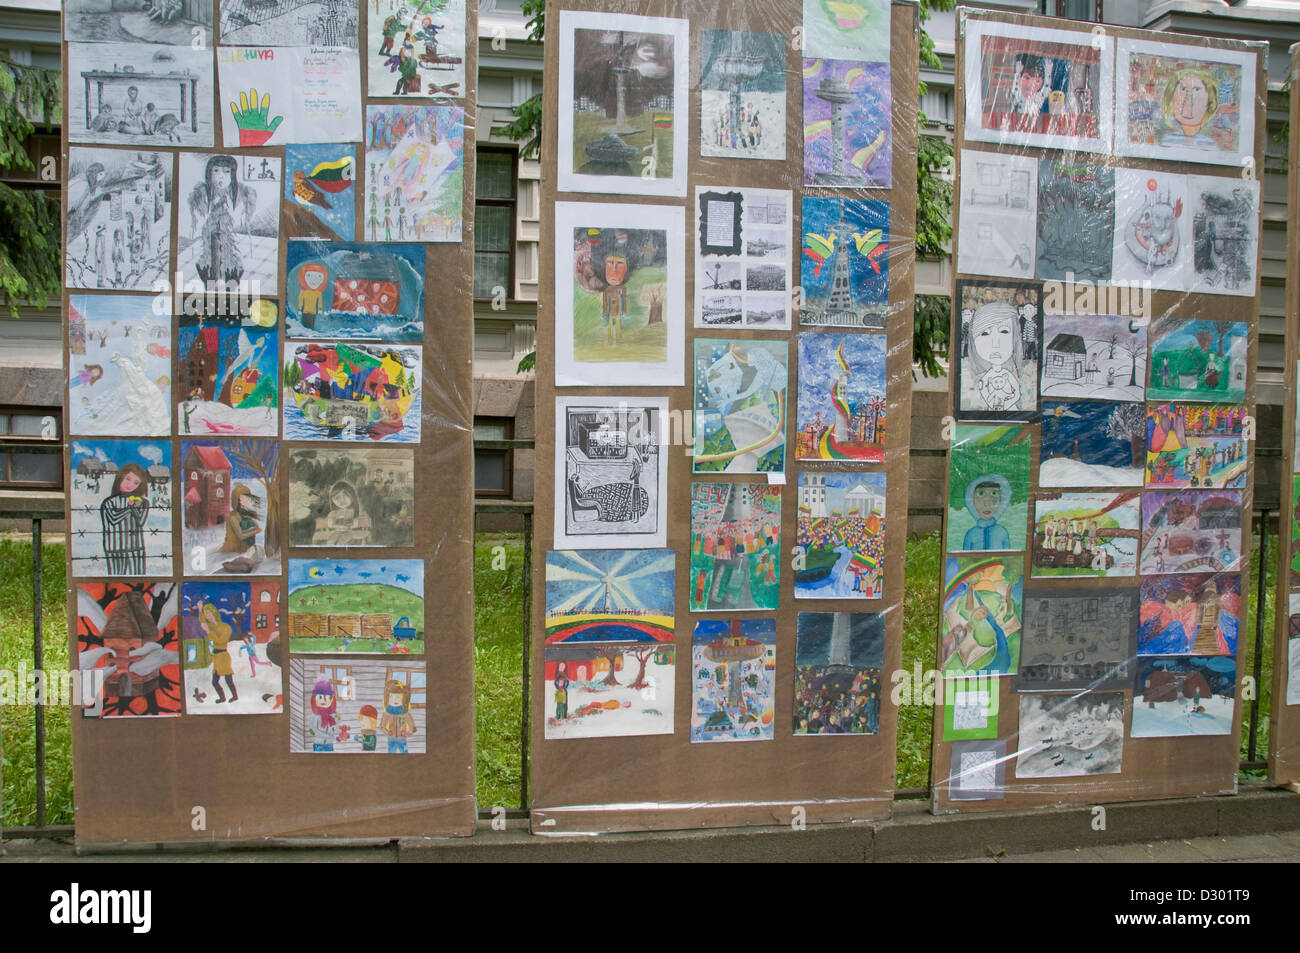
left=1110, top=168, right=1191, bottom=291
left=956, top=149, right=1037, bottom=280
left=694, top=186, right=792, bottom=329
left=217, top=47, right=362, bottom=147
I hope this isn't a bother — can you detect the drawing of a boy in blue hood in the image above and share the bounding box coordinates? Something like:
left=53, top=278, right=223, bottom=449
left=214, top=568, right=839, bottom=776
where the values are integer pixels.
left=961, top=473, right=1012, bottom=551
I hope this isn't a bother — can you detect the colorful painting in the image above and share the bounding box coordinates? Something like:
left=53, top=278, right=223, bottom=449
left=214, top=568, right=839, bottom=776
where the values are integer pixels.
left=796, top=472, right=885, bottom=599
left=1189, top=176, right=1259, bottom=297
left=689, top=483, right=782, bottom=612
left=801, top=0, right=890, bottom=62
left=1146, top=318, right=1247, bottom=403
left=68, top=42, right=215, bottom=147
left=1145, top=404, right=1248, bottom=489
left=693, top=339, right=788, bottom=473
left=1140, top=489, right=1243, bottom=576
left=289, top=658, right=427, bottom=753
left=180, top=580, right=283, bottom=715
left=67, top=0, right=212, bottom=43
left=1030, top=491, right=1140, bottom=579
left=802, top=58, right=891, bottom=188
left=285, top=240, right=424, bottom=341
left=67, top=294, right=171, bottom=437
left=555, top=201, right=684, bottom=387
left=800, top=196, right=889, bottom=328
left=77, top=581, right=180, bottom=718
left=365, top=104, right=464, bottom=243
left=954, top=280, right=1041, bottom=418
left=1036, top=158, right=1114, bottom=283
left=288, top=559, right=423, bottom=655
left=700, top=30, right=785, bottom=161
left=940, top=555, right=1023, bottom=678
left=177, top=325, right=279, bottom=436
left=366, top=0, right=466, bottom=98
left=69, top=439, right=172, bottom=578
left=1040, top=401, right=1146, bottom=488
left=288, top=447, right=415, bottom=548
left=690, top=619, right=776, bottom=743
left=1138, top=574, right=1240, bottom=657
left=1039, top=313, right=1146, bottom=403
left=217, top=47, right=362, bottom=148
left=283, top=144, right=357, bottom=241
left=1014, top=588, right=1137, bottom=692
left=947, top=424, right=1031, bottom=553
left=544, top=643, right=675, bottom=740
left=956, top=149, right=1037, bottom=280
left=796, top=332, right=886, bottom=462
left=1132, top=656, right=1237, bottom=737
left=282, top=341, right=422, bottom=442
left=793, top=611, right=884, bottom=735
left=544, top=549, right=674, bottom=643
left=558, top=11, right=689, bottom=197
left=695, top=187, right=792, bottom=329
left=220, top=0, right=359, bottom=46
left=1110, top=168, right=1191, bottom=289
left=180, top=438, right=280, bottom=577
left=65, top=147, right=172, bottom=292
left=1015, top=692, right=1124, bottom=778
left=177, top=152, right=281, bottom=297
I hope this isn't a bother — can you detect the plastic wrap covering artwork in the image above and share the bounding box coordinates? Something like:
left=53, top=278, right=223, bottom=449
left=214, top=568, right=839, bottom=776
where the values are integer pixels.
left=933, top=8, right=1266, bottom=813
left=532, top=0, right=918, bottom=834
left=60, top=0, right=477, bottom=845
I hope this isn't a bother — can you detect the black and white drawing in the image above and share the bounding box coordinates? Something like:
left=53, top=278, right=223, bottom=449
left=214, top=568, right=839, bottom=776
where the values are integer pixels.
left=1015, top=692, right=1125, bottom=778
left=220, top=0, right=359, bottom=47
left=1111, top=168, right=1191, bottom=290
left=695, top=186, right=792, bottom=330
left=177, top=153, right=281, bottom=297
left=956, top=150, right=1037, bottom=280
left=68, top=42, right=214, bottom=148
left=1014, top=588, right=1138, bottom=692
left=1189, top=175, right=1259, bottom=297
left=64, top=0, right=212, bottom=45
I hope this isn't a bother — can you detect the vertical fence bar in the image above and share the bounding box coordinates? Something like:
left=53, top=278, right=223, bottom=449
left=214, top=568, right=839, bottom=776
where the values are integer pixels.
left=32, top=516, right=46, bottom=830
left=521, top=510, right=532, bottom=811
left=1249, top=508, right=1269, bottom=765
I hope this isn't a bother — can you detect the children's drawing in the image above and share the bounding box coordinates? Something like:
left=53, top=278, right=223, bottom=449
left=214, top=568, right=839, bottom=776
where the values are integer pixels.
left=558, top=11, right=689, bottom=197
left=1146, top=318, right=1246, bottom=403
left=65, top=148, right=172, bottom=292
left=956, top=149, right=1037, bottom=280
left=181, top=438, right=281, bottom=576
left=178, top=153, right=281, bottom=296
left=1146, top=404, right=1247, bottom=489
left=220, top=0, right=359, bottom=46
left=282, top=341, right=422, bottom=442
left=289, top=659, right=426, bottom=753
left=700, top=30, right=785, bottom=161
left=1040, top=401, right=1146, bottom=488
left=1293, top=476, right=1300, bottom=588
left=690, top=619, right=776, bottom=743
left=555, top=201, right=684, bottom=387
left=954, top=280, right=1041, bottom=418
left=289, top=448, right=415, bottom=548
left=1030, top=491, right=1140, bottom=579
left=544, top=549, right=675, bottom=740
left=70, top=440, right=172, bottom=578
left=1138, top=574, right=1240, bottom=656
left=803, top=57, right=890, bottom=188
left=690, top=483, right=781, bottom=612
left=1015, top=588, right=1137, bottom=692
left=799, top=196, right=889, bottom=328
left=1131, top=656, right=1236, bottom=737
left=1040, top=313, right=1146, bottom=402
left=554, top=397, right=667, bottom=549
left=962, top=19, right=1112, bottom=153
left=796, top=472, right=885, bottom=599
left=1115, top=38, right=1256, bottom=168
left=795, top=332, right=886, bottom=462
left=943, top=678, right=999, bottom=741
left=1189, top=176, right=1260, bottom=297
left=65, top=0, right=212, bottom=44
left=181, top=580, right=283, bottom=715
left=947, top=739, right=1006, bottom=800
left=283, top=144, right=356, bottom=241
left=946, top=424, right=1030, bottom=553
left=794, top=611, right=884, bottom=735
left=367, top=0, right=466, bottom=98
left=1110, top=168, right=1190, bottom=289
left=801, top=0, right=890, bottom=62
left=1036, top=158, right=1114, bottom=282
left=1140, top=489, right=1243, bottom=576
left=288, top=559, right=423, bottom=655
left=1015, top=692, right=1124, bottom=778
left=940, top=555, right=1023, bottom=678
left=693, top=339, right=788, bottom=474
left=1288, top=594, right=1300, bottom=705
left=217, top=47, right=362, bottom=148
left=286, top=241, right=424, bottom=341
left=77, top=582, right=180, bottom=718
left=69, top=42, right=214, bottom=147
left=365, top=104, right=464, bottom=242
left=67, top=294, right=171, bottom=437
left=695, top=187, right=792, bottom=329
left=178, top=325, right=279, bottom=436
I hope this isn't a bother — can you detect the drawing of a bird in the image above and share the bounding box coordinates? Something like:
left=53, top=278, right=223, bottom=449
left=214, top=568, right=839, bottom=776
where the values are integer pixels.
left=304, top=155, right=354, bottom=194
left=395, top=573, right=411, bottom=583
left=851, top=229, right=889, bottom=274
left=802, top=231, right=836, bottom=278
left=292, top=170, right=333, bottom=210
left=358, top=572, right=372, bottom=578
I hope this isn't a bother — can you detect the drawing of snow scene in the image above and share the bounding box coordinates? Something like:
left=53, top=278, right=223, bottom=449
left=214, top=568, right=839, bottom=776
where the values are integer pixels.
left=220, top=0, right=359, bottom=46
left=180, top=439, right=281, bottom=577
left=365, top=104, right=464, bottom=242
left=956, top=150, right=1037, bottom=280
left=178, top=324, right=279, bottom=437
left=794, top=611, right=884, bottom=735
left=69, top=439, right=173, bottom=578
left=689, top=482, right=782, bottom=612
left=1146, top=403, right=1248, bottom=490
left=367, top=0, right=466, bottom=98
left=1030, top=491, right=1140, bottom=579
left=65, top=0, right=212, bottom=44
left=283, top=144, right=357, bottom=241
left=1111, top=168, right=1191, bottom=290
left=283, top=342, right=422, bottom=442
left=68, top=42, right=215, bottom=147
left=180, top=580, right=284, bottom=715
left=77, top=581, right=181, bottom=718
left=1146, top=317, right=1246, bottom=404
left=1140, top=489, right=1242, bottom=576
left=67, top=294, right=171, bottom=437
left=803, top=57, right=891, bottom=188
left=1015, top=692, right=1124, bottom=778
left=1036, top=158, right=1114, bottom=283
left=65, top=147, right=172, bottom=292
left=690, top=619, right=775, bottom=743
left=288, top=558, right=424, bottom=655
left=1131, top=656, right=1236, bottom=737
left=289, top=658, right=427, bottom=754
left=795, top=472, right=885, bottom=599
left=700, top=31, right=785, bottom=161
left=693, top=339, right=788, bottom=474
left=1188, top=175, right=1259, bottom=297
left=177, top=153, right=281, bottom=298
left=1039, top=313, right=1146, bottom=402
left=1039, top=401, right=1146, bottom=487
left=1138, top=574, right=1240, bottom=656
left=800, top=196, right=888, bottom=328
left=286, top=240, right=424, bottom=341
left=796, top=332, right=886, bottom=461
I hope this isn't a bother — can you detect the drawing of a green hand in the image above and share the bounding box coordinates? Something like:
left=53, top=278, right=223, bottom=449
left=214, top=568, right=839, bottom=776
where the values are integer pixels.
left=230, top=87, right=284, bottom=146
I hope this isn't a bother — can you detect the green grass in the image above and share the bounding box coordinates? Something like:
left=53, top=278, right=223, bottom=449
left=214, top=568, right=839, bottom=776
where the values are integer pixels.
left=473, top=535, right=527, bottom=810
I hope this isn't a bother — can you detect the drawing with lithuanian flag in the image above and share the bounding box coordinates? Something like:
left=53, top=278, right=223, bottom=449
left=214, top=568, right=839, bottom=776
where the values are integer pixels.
left=940, top=555, right=1024, bottom=678
left=796, top=472, right=886, bottom=599
left=797, top=332, right=886, bottom=461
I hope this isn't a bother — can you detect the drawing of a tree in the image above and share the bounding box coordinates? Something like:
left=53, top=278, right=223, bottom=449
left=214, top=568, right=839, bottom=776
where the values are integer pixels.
left=626, top=643, right=660, bottom=690
left=592, top=645, right=624, bottom=686
left=224, top=439, right=281, bottom=557
left=1106, top=404, right=1148, bottom=467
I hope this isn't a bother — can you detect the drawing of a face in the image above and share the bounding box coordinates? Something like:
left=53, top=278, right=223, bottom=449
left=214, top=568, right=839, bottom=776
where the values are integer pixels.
left=312, top=691, right=334, bottom=710
left=299, top=264, right=328, bottom=292
left=973, top=311, right=1015, bottom=366
left=119, top=470, right=142, bottom=494
left=211, top=165, right=231, bottom=192
left=1171, top=75, right=1210, bottom=134
left=972, top=482, right=1002, bottom=519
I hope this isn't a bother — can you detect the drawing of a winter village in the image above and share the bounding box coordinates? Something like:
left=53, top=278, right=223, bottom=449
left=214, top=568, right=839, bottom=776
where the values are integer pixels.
left=1039, top=313, right=1146, bottom=402
left=70, top=439, right=173, bottom=578
left=65, top=148, right=172, bottom=292
left=180, top=580, right=284, bottom=715
left=796, top=472, right=885, bottom=599
left=178, top=324, right=279, bottom=436
left=68, top=295, right=171, bottom=437
left=690, top=619, right=775, bottom=743
left=1131, top=656, right=1236, bottom=737
left=181, top=439, right=281, bottom=576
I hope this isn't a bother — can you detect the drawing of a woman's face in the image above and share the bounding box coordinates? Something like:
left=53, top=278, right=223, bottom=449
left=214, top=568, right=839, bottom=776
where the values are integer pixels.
left=1172, top=75, right=1209, bottom=133
left=118, top=470, right=142, bottom=494
left=972, top=311, right=1015, bottom=366
left=210, top=165, right=232, bottom=192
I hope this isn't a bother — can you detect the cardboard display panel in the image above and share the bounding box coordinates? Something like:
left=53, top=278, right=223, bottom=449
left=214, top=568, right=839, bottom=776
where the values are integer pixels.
left=933, top=8, right=1266, bottom=812
left=61, top=0, right=478, bottom=844
left=531, top=0, right=918, bottom=833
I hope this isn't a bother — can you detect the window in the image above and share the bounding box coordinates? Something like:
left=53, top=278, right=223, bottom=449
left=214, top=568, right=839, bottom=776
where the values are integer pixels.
left=255, top=614, right=268, bottom=629
left=321, top=665, right=353, bottom=701
left=1044, top=0, right=1099, bottom=21
left=386, top=666, right=427, bottom=709
left=0, top=405, right=62, bottom=489
left=474, top=147, right=517, bottom=300
left=474, top=417, right=513, bottom=498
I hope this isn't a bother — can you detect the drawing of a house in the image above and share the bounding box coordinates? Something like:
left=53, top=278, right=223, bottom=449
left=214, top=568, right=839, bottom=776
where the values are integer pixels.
left=1044, top=333, right=1086, bottom=380
left=183, top=445, right=232, bottom=529
left=183, top=328, right=220, bottom=402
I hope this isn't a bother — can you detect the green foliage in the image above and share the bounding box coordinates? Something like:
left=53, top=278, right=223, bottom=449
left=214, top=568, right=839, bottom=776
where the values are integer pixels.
left=498, top=0, right=545, bottom=159
left=515, top=349, right=536, bottom=374
left=473, top=535, right=527, bottom=809
left=913, top=293, right=950, bottom=379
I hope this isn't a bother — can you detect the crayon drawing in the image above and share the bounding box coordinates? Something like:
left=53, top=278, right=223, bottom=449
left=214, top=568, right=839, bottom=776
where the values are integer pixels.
left=1289, top=594, right=1300, bottom=705
left=69, top=439, right=173, bottom=578
left=1146, top=404, right=1247, bottom=489
left=693, top=339, right=788, bottom=474
left=67, top=295, right=171, bottom=437
left=289, top=659, right=427, bottom=753
left=178, top=324, right=279, bottom=436
left=1015, top=588, right=1137, bottom=692
left=700, top=30, right=785, bottom=161
left=946, top=424, right=1030, bottom=553
left=77, top=581, right=180, bottom=718
left=283, top=341, right=422, bottom=442
left=1146, top=318, right=1246, bottom=403
left=690, top=619, right=776, bottom=743
left=1140, top=489, right=1243, bottom=576
left=800, top=196, right=889, bottom=328
left=940, top=555, right=1023, bottom=678
left=177, top=152, right=281, bottom=296
left=1039, top=313, right=1146, bottom=402
left=282, top=144, right=357, bottom=241
left=793, top=611, right=884, bottom=735
left=796, top=472, right=885, bottom=600
left=1110, top=168, right=1191, bottom=290
left=695, top=187, right=792, bottom=329
left=1131, top=656, right=1237, bottom=737
left=1015, top=693, right=1124, bottom=778
left=795, top=332, right=886, bottom=462
left=68, top=42, right=215, bottom=147
left=1138, top=574, right=1240, bottom=656
left=801, top=0, right=890, bottom=62
left=802, top=57, right=890, bottom=188
left=288, top=558, right=424, bottom=655
left=1030, top=491, right=1140, bottom=579
left=181, top=438, right=281, bottom=577
left=956, top=150, right=1037, bottom=280
left=1190, top=176, right=1259, bottom=297
left=217, top=47, right=362, bottom=148
left=690, top=482, right=782, bottom=612
left=367, top=0, right=466, bottom=97
left=1036, top=158, right=1114, bottom=283
left=220, top=0, right=359, bottom=46
left=289, top=448, right=415, bottom=548
left=1039, top=401, right=1146, bottom=487
left=954, top=281, right=1041, bottom=418
left=286, top=240, right=424, bottom=341
left=365, top=105, right=464, bottom=242
left=181, top=580, right=284, bottom=715
left=65, top=0, right=212, bottom=44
